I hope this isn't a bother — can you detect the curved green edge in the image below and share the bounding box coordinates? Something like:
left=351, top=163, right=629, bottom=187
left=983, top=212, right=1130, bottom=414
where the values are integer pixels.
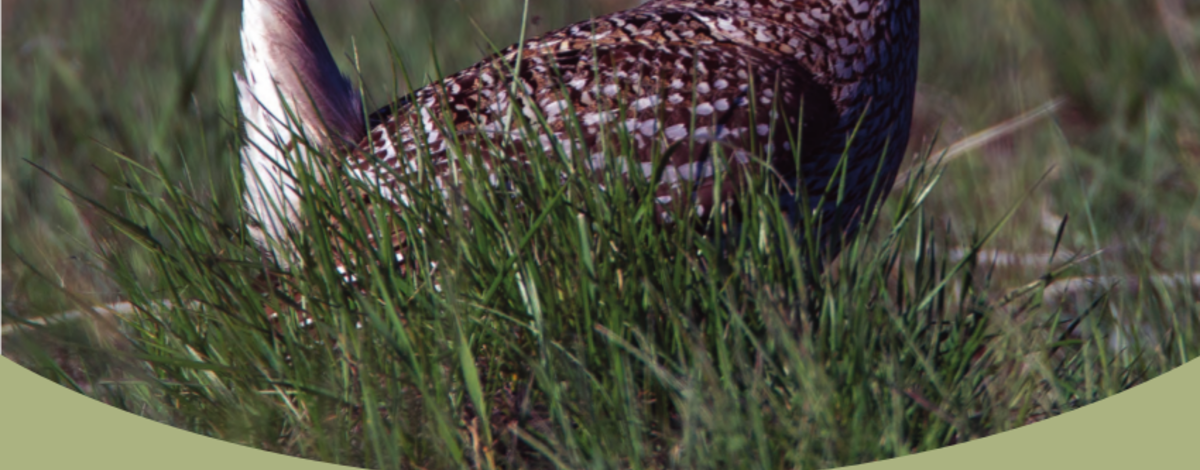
left=2, top=357, right=1197, bottom=469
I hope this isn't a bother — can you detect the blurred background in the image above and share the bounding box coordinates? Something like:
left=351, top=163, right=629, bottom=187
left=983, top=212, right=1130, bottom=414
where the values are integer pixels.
left=3, top=0, right=1198, bottom=351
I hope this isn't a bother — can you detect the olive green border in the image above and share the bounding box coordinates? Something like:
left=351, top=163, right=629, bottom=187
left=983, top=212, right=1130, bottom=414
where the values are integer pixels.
left=3, top=356, right=1197, bottom=469
left=1, top=357, right=344, bottom=469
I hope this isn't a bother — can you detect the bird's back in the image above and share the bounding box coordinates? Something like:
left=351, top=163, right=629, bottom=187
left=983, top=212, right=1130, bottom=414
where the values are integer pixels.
left=238, top=0, right=920, bottom=261
left=352, top=0, right=919, bottom=246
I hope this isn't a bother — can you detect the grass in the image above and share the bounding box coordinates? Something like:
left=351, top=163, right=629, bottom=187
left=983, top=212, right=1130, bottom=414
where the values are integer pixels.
left=3, top=0, right=1199, bottom=468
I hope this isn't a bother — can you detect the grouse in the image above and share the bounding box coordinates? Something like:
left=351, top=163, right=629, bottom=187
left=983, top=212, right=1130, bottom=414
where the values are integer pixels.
left=237, top=0, right=920, bottom=265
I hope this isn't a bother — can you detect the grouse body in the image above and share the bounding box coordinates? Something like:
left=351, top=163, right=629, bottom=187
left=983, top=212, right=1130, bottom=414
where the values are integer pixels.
left=238, top=0, right=920, bottom=262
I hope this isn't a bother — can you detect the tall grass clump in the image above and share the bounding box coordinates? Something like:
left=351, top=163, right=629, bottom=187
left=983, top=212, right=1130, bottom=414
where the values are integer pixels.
left=13, top=75, right=1169, bottom=470
left=4, top=1, right=1198, bottom=469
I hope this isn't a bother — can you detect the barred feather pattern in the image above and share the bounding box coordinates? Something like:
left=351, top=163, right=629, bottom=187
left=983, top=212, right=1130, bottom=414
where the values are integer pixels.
left=348, top=0, right=920, bottom=252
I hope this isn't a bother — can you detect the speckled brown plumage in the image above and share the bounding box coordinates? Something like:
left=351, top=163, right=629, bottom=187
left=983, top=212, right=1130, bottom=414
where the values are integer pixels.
left=239, top=0, right=920, bottom=267
left=348, top=0, right=919, bottom=253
